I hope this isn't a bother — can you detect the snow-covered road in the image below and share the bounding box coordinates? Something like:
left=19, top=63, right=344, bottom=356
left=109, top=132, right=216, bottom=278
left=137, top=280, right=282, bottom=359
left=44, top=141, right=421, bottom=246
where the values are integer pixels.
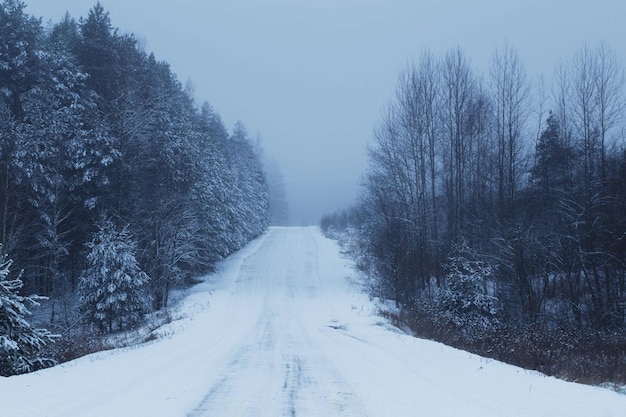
left=2, top=227, right=626, bottom=416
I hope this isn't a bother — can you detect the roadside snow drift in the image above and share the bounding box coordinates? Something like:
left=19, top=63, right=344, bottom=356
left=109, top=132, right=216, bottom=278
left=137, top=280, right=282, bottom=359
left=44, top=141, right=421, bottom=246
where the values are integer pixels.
left=1, top=227, right=625, bottom=416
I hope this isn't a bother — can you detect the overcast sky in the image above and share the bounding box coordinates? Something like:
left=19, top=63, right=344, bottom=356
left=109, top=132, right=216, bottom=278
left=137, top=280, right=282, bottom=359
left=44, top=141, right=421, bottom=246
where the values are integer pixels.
left=24, top=0, right=626, bottom=225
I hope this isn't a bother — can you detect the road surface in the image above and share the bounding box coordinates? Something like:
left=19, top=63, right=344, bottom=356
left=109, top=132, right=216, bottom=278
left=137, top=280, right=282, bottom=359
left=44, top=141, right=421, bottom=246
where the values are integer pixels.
left=2, top=227, right=625, bottom=416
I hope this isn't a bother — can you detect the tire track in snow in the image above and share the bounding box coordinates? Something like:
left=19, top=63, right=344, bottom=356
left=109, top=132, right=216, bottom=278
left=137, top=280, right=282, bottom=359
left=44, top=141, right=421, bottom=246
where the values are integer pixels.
left=283, top=355, right=304, bottom=417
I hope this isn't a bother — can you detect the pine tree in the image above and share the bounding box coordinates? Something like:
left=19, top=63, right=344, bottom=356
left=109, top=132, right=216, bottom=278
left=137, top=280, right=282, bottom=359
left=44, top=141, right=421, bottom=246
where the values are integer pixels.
left=0, top=247, right=56, bottom=376
left=225, top=122, right=269, bottom=246
left=0, top=0, right=42, bottom=121
left=79, top=217, right=151, bottom=333
left=78, top=2, right=119, bottom=100
left=533, top=112, right=572, bottom=192
left=437, top=239, right=498, bottom=328
left=0, top=0, right=43, bottom=254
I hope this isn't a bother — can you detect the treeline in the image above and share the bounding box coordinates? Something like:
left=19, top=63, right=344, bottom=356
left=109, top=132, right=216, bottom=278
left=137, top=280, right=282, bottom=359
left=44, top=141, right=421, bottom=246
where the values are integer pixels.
left=0, top=1, right=268, bottom=373
left=323, top=43, right=626, bottom=382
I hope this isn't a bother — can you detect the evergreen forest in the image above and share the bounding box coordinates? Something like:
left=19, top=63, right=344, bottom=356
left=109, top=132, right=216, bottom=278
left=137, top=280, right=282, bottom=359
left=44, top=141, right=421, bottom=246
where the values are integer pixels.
left=0, top=1, right=270, bottom=375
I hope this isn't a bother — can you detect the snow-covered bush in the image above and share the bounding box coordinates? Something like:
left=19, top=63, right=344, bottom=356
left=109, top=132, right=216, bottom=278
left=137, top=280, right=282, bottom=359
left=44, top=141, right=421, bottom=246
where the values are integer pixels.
left=0, top=248, right=57, bottom=376
left=79, top=217, right=152, bottom=333
left=436, top=239, right=499, bottom=329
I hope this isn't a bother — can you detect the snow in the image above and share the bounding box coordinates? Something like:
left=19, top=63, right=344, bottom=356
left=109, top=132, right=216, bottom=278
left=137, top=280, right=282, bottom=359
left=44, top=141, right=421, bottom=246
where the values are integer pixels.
left=1, top=226, right=625, bottom=416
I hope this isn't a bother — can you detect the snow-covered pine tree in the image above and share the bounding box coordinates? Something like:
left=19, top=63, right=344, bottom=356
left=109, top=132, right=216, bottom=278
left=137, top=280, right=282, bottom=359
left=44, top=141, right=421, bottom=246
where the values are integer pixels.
left=0, top=247, right=57, bottom=376
left=225, top=121, right=269, bottom=247
left=436, top=239, right=498, bottom=328
left=79, top=217, right=151, bottom=333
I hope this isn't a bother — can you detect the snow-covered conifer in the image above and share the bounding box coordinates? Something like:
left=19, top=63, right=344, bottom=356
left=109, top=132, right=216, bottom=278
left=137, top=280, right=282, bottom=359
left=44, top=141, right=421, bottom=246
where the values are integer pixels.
left=436, top=239, right=498, bottom=328
left=79, top=217, right=151, bottom=333
left=0, top=247, right=57, bottom=376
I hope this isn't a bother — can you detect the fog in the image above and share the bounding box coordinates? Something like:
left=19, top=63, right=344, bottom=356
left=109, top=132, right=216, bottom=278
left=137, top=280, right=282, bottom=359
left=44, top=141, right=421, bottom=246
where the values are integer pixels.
left=25, top=0, right=625, bottom=224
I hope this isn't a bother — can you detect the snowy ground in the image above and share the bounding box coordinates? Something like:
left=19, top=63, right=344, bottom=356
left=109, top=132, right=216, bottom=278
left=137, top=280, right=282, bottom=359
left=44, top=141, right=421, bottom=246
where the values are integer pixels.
left=1, top=227, right=625, bottom=417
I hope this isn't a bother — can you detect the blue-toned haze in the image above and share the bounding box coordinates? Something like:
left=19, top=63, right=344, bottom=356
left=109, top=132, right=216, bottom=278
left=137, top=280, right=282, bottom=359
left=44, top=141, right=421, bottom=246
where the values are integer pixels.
left=25, top=0, right=625, bottom=224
